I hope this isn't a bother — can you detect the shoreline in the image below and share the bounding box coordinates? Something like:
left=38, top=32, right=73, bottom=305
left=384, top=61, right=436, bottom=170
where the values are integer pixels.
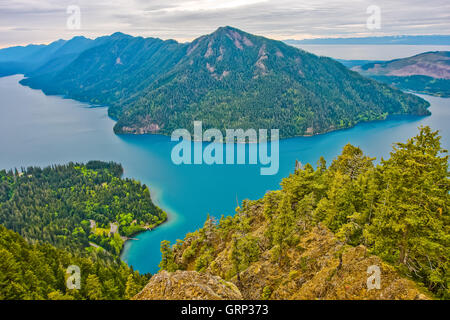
left=2, top=74, right=441, bottom=274
left=118, top=181, right=179, bottom=268
left=8, top=74, right=433, bottom=144
left=118, top=215, right=169, bottom=260
left=112, top=110, right=432, bottom=144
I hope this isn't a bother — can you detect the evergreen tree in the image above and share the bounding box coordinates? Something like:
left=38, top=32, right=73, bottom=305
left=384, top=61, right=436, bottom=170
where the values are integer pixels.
left=125, top=274, right=142, bottom=299
left=85, top=275, right=103, bottom=300
left=159, top=240, right=178, bottom=272
left=365, top=126, right=449, bottom=296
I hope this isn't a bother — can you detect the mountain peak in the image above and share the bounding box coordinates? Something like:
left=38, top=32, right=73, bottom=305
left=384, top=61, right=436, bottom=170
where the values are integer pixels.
left=70, top=35, right=89, bottom=41
left=214, top=25, right=241, bottom=33
left=110, top=32, right=131, bottom=39
left=186, top=26, right=255, bottom=61
left=209, top=26, right=249, bottom=39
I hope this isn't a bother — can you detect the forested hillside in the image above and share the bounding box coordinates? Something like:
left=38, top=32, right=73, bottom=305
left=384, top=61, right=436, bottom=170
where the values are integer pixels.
left=0, top=27, right=430, bottom=138
left=0, top=161, right=166, bottom=257
left=0, top=128, right=447, bottom=300
left=151, top=126, right=449, bottom=300
left=20, top=33, right=187, bottom=107
left=0, top=225, right=149, bottom=300
left=352, top=52, right=450, bottom=97
left=0, top=36, right=94, bottom=77
left=111, top=27, right=429, bottom=137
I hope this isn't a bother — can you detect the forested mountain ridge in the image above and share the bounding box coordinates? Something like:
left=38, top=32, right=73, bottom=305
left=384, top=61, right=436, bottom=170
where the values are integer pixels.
left=0, top=161, right=166, bottom=257
left=351, top=51, right=450, bottom=97
left=111, top=26, right=429, bottom=137
left=353, top=51, right=450, bottom=79
left=144, top=126, right=449, bottom=300
left=21, top=33, right=188, bottom=107
left=0, top=27, right=430, bottom=138
left=0, top=36, right=94, bottom=77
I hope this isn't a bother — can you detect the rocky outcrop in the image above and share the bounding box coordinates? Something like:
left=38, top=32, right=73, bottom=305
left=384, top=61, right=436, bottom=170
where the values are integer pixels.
left=135, top=226, right=429, bottom=300
left=133, top=270, right=242, bottom=300
left=237, top=227, right=428, bottom=300
left=135, top=152, right=438, bottom=300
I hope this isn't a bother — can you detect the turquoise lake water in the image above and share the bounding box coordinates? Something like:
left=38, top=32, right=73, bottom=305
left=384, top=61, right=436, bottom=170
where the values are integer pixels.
left=0, top=74, right=449, bottom=275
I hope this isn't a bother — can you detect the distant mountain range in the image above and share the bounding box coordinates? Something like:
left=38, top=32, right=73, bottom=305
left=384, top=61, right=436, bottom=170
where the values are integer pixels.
left=0, top=36, right=94, bottom=77
left=351, top=51, right=450, bottom=97
left=285, top=35, right=450, bottom=45
left=0, top=27, right=430, bottom=138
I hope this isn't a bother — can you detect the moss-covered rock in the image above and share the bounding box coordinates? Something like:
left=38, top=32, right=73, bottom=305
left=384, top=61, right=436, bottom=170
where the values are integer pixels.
left=133, top=270, right=242, bottom=300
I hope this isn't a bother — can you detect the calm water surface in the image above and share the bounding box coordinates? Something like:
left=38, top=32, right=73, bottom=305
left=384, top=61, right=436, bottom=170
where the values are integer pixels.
left=292, top=44, right=450, bottom=60
left=0, top=71, right=448, bottom=275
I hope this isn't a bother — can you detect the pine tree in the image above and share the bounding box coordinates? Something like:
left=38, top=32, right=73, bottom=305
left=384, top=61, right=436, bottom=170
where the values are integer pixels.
left=124, top=274, right=142, bottom=299
left=365, top=126, right=449, bottom=297
left=85, top=274, right=103, bottom=300
left=159, top=240, right=178, bottom=272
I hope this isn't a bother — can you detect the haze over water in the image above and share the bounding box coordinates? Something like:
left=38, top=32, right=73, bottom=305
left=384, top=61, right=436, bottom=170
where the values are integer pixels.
left=293, top=44, right=450, bottom=60
left=0, top=45, right=449, bottom=274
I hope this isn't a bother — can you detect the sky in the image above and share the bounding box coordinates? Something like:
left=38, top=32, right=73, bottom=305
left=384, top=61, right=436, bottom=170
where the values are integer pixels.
left=1, top=0, right=449, bottom=48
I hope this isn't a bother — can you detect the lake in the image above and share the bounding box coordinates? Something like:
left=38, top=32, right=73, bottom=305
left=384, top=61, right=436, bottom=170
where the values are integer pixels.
left=291, top=44, right=450, bottom=60
left=0, top=50, right=448, bottom=275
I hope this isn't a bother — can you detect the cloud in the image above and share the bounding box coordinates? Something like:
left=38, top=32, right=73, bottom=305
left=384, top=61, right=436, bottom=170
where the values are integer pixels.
left=0, top=0, right=449, bottom=47
left=147, top=0, right=270, bottom=12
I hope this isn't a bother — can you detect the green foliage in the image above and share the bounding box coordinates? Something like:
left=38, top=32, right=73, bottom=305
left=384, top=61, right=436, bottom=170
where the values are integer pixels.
left=0, top=161, right=166, bottom=257
left=0, top=225, right=150, bottom=300
left=124, top=274, right=143, bottom=299
left=371, top=75, right=450, bottom=98
left=286, top=126, right=448, bottom=297
left=365, top=126, right=449, bottom=297
left=167, top=126, right=449, bottom=298
left=230, top=234, right=260, bottom=278
left=85, top=275, right=103, bottom=300
left=261, top=286, right=272, bottom=300
left=195, top=250, right=214, bottom=272
left=159, top=240, right=179, bottom=272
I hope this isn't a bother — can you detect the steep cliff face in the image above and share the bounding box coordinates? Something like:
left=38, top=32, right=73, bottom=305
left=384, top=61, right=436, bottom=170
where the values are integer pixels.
left=234, top=226, right=428, bottom=300
left=136, top=225, right=428, bottom=300
left=133, top=270, right=242, bottom=300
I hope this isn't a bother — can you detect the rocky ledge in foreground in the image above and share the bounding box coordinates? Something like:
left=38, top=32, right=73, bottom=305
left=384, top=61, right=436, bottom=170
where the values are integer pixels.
left=134, top=227, right=429, bottom=300
left=133, top=270, right=242, bottom=300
